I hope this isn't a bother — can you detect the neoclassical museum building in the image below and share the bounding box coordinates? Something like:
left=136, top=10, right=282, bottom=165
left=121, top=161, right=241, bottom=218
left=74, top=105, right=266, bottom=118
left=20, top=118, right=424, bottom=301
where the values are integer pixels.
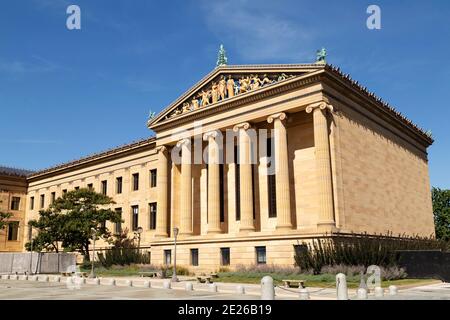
left=0, top=53, right=435, bottom=271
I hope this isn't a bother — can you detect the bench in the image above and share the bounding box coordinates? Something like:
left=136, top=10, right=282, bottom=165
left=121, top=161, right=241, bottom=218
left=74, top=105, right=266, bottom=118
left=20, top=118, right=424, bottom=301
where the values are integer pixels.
left=282, top=279, right=306, bottom=288
left=196, top=276, right=213, bottom=284
left=138, top=271, right=159, bottom=278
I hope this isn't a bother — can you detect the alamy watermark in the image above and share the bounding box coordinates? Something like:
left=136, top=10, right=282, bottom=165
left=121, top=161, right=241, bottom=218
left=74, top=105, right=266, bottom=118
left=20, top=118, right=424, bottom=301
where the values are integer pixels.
left=66, top=5, right=81, bottom=30
left=367, top=5, right=381, bottom=30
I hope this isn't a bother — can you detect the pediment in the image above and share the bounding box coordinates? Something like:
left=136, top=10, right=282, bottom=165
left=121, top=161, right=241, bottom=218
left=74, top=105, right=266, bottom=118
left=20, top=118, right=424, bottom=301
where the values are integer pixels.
left=148, top=64, right=324, bottom=130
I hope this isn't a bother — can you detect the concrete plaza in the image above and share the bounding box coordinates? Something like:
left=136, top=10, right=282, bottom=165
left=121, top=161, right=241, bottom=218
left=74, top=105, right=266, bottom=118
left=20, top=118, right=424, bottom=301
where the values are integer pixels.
left=0, top=277, right=449, bottom=300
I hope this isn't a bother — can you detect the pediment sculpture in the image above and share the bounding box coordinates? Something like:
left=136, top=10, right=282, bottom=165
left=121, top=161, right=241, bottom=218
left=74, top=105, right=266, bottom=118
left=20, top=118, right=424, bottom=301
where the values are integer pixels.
left=166, top=73, right=295, bottom=119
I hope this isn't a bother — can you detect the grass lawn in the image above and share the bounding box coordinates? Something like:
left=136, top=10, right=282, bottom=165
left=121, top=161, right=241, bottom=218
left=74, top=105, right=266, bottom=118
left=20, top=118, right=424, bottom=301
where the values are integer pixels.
left=80, top=265, right=438, bottom=289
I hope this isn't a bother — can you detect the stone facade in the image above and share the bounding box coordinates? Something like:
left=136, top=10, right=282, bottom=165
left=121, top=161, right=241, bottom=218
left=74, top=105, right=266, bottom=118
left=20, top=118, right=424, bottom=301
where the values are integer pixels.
left=4, top=63, right=435, bottom=272
left=0, top=168, right=30, bottom=252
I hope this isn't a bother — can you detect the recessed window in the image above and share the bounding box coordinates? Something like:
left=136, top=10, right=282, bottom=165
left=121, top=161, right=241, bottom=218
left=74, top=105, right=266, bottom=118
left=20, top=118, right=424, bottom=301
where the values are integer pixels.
left=30, top=197, right=35, bottom=210
left=10, top=197, right=20, bottom=211
left=116, top=177, right=123, bottom=194
left=101, top=180, right=107, bottom=195
left=62, top=189, right=67, bottom=195
left=150, top=169, right=157, bottom=188
left=149, top=202, right=157, bottom=230
left=220, top=248, right=230, bottom=266
left=51, top=192, right=56, bottom=204
left=190, top=249, right=199, bottom=266
left=87, top=183, right=93, bottom=191
left=132, top=173, right=139, bottom=191
left=74, top=186, right=80, bottom=191
left=267, top=137, right=277, bottom=218
left=256, top=246, right=267, bottom=265
left=7, top=222, right=19, bottom=241
left=115, top=208, right=122, bottom=234
left=164, top=249, right=171, bottom=265
left=40, top=194, right=45, bottom=209
left=131, top=205, right=139, bottom=231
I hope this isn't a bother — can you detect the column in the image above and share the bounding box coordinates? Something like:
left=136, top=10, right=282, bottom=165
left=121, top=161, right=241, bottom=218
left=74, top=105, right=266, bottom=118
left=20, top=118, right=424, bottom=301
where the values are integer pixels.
left=155, top=146, right=169, bottom=237
left=176, top=138, right=193, bottom=236
left=306, top=102, right=336, bottom=230
left=267, top=112, right=292, bottom=229
left=203, top=130, right=222, bottom=234
left=233, top=122, right=255, bottom=232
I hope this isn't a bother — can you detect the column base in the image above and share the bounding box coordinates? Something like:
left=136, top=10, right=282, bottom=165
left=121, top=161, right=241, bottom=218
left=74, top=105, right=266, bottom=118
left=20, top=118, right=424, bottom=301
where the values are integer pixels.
left=207, top=228, right=222, bottom=234
left=316, top=221, right=337, bottom=234
left=239, top=226, right=256, bottom=233
left=153, top=232, right=169, bottom=238
left=276, top=224, right=293, bottom=230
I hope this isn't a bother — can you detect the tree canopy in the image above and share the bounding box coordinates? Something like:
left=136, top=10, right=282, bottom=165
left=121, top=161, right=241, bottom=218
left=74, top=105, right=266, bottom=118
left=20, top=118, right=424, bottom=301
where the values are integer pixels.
left=0, top=211, right=12, bottom=230
left=26, top=188, right=122, bottom=260
left=432, top=187, right=450, bottom=241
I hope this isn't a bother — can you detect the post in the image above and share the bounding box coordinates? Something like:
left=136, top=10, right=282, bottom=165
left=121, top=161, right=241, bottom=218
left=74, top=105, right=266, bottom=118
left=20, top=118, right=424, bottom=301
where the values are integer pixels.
left=261, top=276, right=275, bottom=300
left=336, top=273, right=348, bottom=300
left=171, top=227, right=179, bottom=282
left=89, top=228, right=96, bottom=278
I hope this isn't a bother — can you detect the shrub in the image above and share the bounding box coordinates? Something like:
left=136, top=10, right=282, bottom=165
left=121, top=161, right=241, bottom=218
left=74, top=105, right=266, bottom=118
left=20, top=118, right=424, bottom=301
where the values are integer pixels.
left=97, top=229, right=150, bottom=267
left=294, top=232, right=448, bottom=274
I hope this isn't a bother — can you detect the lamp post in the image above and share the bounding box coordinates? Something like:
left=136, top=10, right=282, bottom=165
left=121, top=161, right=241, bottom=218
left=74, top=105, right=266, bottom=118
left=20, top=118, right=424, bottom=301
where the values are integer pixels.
left=29, top=225, right=34, bottom=275
left=89, top=227, right=97, bottom=278
left=171, top=227, right=179, bottom=282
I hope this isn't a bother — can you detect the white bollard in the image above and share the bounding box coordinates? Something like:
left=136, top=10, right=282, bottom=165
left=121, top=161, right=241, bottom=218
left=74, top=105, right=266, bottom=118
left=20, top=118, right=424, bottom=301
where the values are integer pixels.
left=9, top=275, right=18, bottom=280
left=336, top=273, right=348, bottom=300
left=261, top=276, right=275, bottom=300
left=374, top=286, right=384, bottom=298
left=357, top=288, right=368, bottom=300
left=163, top=280, right=171, bottom=289
left=185, top=282, right=193, bottom=291
left=19, top=275, right=28, bottom=281
left=50, top=276, right=61, bottom=283
left=299, top=288, right=310, bottom=300
left=389, top=285, right=398, bottom=296
left=29, top=275, right=38, bottom=281
left=142, top=281, right=151, bottom=288
left=1, top=275, right=9, bottom=280
left=74, top=277, right=85, bottom=285
left=123, top=279, right=132, bottom=287
left=236, top=285, right=245, bottom=294
left=39, top=275, right=49, bottom=282
left=209, top=283, right=218, bottom=292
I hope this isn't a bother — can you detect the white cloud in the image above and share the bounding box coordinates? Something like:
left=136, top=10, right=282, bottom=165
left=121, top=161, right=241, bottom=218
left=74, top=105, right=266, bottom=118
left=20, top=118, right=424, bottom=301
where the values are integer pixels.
left=199, top=0, right=316, bottom=62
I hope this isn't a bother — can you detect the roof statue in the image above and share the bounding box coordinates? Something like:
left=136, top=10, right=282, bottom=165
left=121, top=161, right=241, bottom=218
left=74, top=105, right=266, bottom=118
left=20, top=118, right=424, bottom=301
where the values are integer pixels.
left=316, top=47, right=327, bottom=64
left=216, top=44, right=228, bottom=67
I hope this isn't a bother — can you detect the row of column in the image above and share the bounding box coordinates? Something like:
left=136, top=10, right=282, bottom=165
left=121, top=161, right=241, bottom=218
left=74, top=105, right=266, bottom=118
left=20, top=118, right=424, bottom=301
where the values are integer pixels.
left=154, top=102, right=336, bottom=237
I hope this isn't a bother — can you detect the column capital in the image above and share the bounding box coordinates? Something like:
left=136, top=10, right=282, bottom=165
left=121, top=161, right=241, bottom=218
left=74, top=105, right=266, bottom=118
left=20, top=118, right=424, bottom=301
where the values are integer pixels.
left=267, top=112, right=287, bottom=123
left=305, top=102, right=334, bottom=114
left=176, top=138, right=191, bottom=148
left=202, top=129, right=221, bottom=141
left=233, top=122, right=251, bottom=132
left=155, top=145, right=168, bottom=153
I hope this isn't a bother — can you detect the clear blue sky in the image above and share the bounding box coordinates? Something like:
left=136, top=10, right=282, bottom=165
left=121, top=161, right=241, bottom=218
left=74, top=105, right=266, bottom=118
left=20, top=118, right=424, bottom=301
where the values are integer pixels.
left=0, top=0, right=449, bottom=188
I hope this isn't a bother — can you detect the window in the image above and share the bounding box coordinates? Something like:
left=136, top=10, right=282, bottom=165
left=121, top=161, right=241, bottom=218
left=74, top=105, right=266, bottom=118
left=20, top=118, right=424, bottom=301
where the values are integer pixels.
left=40, top=194, right=45, bottom=209
left=62, top=189, right=67, bottom=195
left=220, top=164, right=225, bottom=222
left=30, top=197, right=34, bottom=210
left=132, top=173, right=139, bottom=191
left=115, top=208, right=122, bottom=234
left=74, top=186, right=80, bottom=191
left=267, top=137, right=277, bottom=218
left=131, top=205, right=139, bottom=231
left=190, top=249, right=199, bottom=266
left=7, top=222, right=19, bottom=241
left=221, top=248, right=230, bottom=266
left=150, top=169, right=157, bottom=188
left=164, top=249, right=171, bottom=265
left=101, top=180, right=107, bottom=195
left=10, top=197, right=20, bottom=211
left=51, top=192, right=56, bottom=204
left=149, top=202, right=157, bottom=230
left=87, top=183, right=93, bottom=191
left=116, top=177, right=123, bottom=194
left=256, top=246, right=267, bottom=265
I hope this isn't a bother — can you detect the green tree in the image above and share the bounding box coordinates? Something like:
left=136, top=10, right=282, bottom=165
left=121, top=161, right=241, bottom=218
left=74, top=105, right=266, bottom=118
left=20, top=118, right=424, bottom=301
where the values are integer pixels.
left=432, top=187, right=450, bottom=241
left=0, top=212, right=12, bottom=230
left=26, top=188, right=122, bottom=260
